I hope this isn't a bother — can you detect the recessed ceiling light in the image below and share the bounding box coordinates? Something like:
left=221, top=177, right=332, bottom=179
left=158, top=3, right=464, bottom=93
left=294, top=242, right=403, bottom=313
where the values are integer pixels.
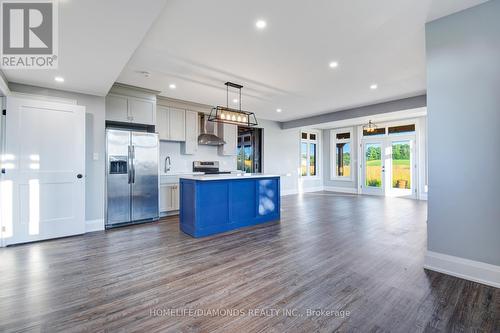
left=169, top=83, right=176, bottom=89
left=370, top=84, right=378, bottom=90
left=54, top=76, right=64, bottom=82
left=255, top=20, right=267, bottom=29
left=329, top=61, right=339, bottom=68
left=232, top=98, right=239, bottom=104
left=276, top=108, right=282, bottom=113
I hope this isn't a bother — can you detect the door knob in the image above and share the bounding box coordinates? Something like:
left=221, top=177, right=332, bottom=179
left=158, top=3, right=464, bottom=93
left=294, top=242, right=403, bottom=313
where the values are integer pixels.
left=77, top=174, right=83, bottom=179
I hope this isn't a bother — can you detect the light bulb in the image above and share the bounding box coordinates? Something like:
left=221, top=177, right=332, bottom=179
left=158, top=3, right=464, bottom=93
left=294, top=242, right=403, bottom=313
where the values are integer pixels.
left=232, top=114, right=236, bottom=121
left=237, top=115, right=242, bottom=122
left=220, top=113, right=225, bottom=119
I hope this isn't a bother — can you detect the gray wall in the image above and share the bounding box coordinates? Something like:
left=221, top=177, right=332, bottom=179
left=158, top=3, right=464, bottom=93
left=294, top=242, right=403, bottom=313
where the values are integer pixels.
left=281, top=95, right=426, bottom=129
left=9, top=83, right=106, bottom=223
left=426, top=0, right=500, bottom=265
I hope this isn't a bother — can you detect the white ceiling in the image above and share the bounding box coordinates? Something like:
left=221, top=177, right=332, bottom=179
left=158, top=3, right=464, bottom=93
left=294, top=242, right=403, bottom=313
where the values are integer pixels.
left=117, top=0, right=488, bottom=121
left=1, top=0, right=488, bottom=117
left=3, top=0, right=167, bottom=96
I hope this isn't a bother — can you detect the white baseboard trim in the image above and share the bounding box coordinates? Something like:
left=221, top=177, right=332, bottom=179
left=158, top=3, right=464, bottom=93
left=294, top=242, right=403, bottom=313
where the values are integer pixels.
left=419, top=193, right=428, bottom=201
left=281, top=186, right=325, bottom=196
left=300, top=186, right=325, bottom=193
left=424, top=251, right=500, bottom=288
left=280, top=189, right=297, bottom=196
left=323, top=186, right=358, bottom=194
left=85, top=219, right=104, bottom=233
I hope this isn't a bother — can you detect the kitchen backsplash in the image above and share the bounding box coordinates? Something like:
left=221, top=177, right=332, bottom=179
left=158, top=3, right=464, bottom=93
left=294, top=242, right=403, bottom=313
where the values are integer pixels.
left=159, top=141, right=238, bottom=173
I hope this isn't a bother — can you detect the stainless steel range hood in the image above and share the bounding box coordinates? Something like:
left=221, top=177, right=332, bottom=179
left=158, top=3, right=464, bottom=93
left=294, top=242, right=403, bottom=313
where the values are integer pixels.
left=198, top=114, right=226, bottom=146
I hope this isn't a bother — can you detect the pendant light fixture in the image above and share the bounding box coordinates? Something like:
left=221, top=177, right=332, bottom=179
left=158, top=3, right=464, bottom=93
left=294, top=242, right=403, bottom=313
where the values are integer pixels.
left=208, top=82, right=258, bottom=127
left=363, top=120, right=378, bottom=133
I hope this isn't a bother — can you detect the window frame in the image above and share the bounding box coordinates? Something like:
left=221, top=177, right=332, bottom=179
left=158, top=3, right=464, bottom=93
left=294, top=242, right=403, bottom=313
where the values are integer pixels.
left=331, top=127, right=353, bottom=181
left=300, top=130, right=320, bottom=178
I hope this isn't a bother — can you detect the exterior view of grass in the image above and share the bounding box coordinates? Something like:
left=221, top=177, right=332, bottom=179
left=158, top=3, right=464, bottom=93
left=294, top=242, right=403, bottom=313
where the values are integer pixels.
left=366, top=159, right=382, bottom=187
left=365, top=142, right=411, bottom=189
left=392, top=142, right=411, bottom=189
left=365, top=144, right=382, bottom=187
left=392, top=159, right=411, bottom=189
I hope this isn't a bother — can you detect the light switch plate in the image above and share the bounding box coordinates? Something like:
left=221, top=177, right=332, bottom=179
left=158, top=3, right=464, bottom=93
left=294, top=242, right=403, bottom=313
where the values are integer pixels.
left=93, top=153, right=99, bottom=161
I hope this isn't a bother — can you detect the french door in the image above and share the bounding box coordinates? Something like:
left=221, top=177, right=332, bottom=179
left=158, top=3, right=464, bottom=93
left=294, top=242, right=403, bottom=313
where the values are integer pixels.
left=0, top=96, right=85, bottom=246
left=362, top=140, right=385, bottom=195
left=362, top=136, right=415, bottom=198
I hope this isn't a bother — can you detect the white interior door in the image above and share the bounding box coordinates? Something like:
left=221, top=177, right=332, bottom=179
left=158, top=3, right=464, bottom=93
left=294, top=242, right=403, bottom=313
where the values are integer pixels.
left=1, top=96, right=85, bottom=246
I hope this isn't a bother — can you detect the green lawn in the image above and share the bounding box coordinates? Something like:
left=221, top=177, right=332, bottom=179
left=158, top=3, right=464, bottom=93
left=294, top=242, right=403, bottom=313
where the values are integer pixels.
left=366, top=160, right=381, bottom=166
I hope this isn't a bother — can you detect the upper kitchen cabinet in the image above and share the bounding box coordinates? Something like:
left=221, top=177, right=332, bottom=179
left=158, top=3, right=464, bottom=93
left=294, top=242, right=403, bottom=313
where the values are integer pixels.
left=182, top=110, right=199, bottom=154
left=105, top=84, right=159, bottom=126
left=105, top=94, right=129, bottom=123
left=218, top=123, right=238, bottom=156
left=157, top=106, right=186, bottom=141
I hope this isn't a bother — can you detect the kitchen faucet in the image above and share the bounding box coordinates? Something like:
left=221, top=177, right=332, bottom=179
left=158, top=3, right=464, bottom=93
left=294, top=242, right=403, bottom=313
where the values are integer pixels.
left=164, top=156, right=171, bottom=173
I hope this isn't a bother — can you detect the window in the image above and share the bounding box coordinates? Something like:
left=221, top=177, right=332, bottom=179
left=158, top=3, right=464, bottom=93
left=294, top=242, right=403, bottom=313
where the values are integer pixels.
left=388, top=124, right=415, bottom=135
left=300, top=131, right=318, bottom=177
left=332, top=128, right=352, bottom=180
left=363, top=127, right=385, bottom=136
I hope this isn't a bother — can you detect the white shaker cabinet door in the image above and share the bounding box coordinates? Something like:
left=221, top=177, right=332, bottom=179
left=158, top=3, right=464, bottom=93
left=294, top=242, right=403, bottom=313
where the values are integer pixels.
left=183, top=110, right=198, bottom=154
left=105, top=94, right=129, bottom=123
left=128, top=97, right=155, bottom=125
left=169, top=108, right=186, bottom=141
left=157, top=106, right=170, bottom=140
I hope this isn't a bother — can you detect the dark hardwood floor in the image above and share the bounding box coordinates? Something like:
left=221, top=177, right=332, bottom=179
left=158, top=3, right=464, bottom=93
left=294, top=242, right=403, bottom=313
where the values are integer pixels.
left=1, top=192, right=498, bottom=332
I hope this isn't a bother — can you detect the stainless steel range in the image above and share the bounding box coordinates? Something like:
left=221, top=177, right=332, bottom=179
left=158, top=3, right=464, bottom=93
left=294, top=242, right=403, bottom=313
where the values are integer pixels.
left=193, top=161, right=231, bottom=174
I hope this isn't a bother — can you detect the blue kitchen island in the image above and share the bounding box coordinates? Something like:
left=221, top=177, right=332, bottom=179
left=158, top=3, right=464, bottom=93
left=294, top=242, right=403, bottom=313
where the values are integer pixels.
left=179, top=174, right=280, bottom=237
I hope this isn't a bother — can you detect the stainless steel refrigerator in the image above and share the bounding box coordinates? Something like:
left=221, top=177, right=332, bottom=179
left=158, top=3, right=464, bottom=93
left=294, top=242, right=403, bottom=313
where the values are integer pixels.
left=106, top=129, right=159, bottom=228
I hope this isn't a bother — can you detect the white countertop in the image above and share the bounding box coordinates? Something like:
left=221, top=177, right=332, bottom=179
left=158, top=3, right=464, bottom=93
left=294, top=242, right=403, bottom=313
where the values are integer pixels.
left=179, top=173, right=281, bottom=181
left=161, top=171, right=204, bottom=176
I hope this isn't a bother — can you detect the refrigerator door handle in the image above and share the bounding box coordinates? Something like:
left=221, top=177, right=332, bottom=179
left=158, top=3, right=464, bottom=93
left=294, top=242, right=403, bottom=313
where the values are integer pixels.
left=128, top=145, right=133, bottom=184
left=131, top=145, right=136, bottom=184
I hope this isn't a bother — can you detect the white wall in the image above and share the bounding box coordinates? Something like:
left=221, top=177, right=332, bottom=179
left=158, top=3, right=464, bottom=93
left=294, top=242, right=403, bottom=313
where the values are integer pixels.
left=159, top=141, right=236, bottom=173
left=259, top=119, right=323, bottom=195
left=9, top=83, right=106, bottom=226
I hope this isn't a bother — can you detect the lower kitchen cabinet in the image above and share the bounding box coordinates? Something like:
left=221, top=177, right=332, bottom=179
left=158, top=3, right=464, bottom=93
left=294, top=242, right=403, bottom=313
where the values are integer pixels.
left=160, top=183, right=180, bottom=214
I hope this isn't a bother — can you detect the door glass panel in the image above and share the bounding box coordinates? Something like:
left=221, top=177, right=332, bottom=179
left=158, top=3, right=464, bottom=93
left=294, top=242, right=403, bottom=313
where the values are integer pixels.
left=300, top=142, right=308, bottom=176
left=392, top=141, right=411, bottom=189
left=309, top=143, right=316, bottom=176
left=336, top=142, right=351, bottom=177
left=237, top=136, right=244, bottom=171
left=365, top=143, right=382, bottom=187
left=244, top=138, right=253, bottom=173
